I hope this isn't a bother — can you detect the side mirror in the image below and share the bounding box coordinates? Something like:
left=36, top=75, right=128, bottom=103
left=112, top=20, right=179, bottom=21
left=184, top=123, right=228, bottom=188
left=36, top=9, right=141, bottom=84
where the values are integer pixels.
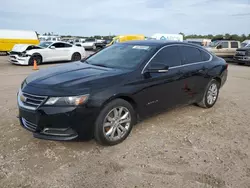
left=50, top=46, right=55, bottom=49
left=146, top=63, right=169, bottom=73
left=216, top=45, right=222, bottom=49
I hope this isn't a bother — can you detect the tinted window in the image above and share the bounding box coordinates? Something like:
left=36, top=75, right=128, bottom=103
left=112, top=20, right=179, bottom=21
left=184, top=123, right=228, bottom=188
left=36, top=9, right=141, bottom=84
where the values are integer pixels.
left=231, top=42, right=239, bottom=48
left=64, top=43, right=72, bottom=47
left=221, top=42, right=228, bottom=48
left=83, top=44, right=156, bottom=69
left=180, top=46, right=202, bottom=64
left=150, top=46, right=181, bottom=67
left=201, top=50, right=211, bottom=61
left=52, top=43, right=72, bottom=48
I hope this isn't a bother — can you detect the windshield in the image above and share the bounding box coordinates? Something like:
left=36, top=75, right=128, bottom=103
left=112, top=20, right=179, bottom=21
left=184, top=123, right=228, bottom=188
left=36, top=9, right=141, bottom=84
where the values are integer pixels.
left=82, top=44, right=156, bottom=69
left=241, top=43, right=249, bottom=48
left=209, top=41, right=220, bottom=47
left=38, top=42, right=53, bottom=48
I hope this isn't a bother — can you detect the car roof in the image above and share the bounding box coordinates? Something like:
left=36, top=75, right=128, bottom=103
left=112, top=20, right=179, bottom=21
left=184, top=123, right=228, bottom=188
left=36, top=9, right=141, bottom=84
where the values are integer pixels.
left=121, top=40, right=203, bottom=48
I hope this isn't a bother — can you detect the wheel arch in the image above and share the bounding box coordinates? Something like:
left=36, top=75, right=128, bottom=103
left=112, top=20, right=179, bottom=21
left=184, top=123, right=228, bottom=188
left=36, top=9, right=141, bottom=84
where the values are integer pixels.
left=71, top=51, right=81, bottom=58
left=213, top=77, right=221, bottom=87
left=29, top=52, right=43, bottom=65
left=101, top=94, right=138, bottom=112
left=31, top=52, right=43, bottom=59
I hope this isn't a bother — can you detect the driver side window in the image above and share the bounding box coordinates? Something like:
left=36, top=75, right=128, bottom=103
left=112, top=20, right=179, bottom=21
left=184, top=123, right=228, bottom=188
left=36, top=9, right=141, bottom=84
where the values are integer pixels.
left=220, top=42, right=229, bottom=48
left=149, top=46, right=181, bottom=68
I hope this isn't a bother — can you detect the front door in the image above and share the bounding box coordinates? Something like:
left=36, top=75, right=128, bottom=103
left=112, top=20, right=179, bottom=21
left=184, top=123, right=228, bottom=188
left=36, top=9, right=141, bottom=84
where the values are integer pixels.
left=133, top=45, right=186, bottom=118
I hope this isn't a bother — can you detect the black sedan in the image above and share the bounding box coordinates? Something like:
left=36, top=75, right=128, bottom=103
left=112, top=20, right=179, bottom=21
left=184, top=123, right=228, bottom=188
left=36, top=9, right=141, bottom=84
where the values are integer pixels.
left=17, top=40, right=228, bottom=145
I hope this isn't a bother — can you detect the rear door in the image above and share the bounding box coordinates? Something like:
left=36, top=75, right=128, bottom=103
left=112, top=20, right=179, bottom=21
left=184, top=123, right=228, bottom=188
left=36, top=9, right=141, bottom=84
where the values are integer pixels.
left=179, top=45, right=211, bottom=104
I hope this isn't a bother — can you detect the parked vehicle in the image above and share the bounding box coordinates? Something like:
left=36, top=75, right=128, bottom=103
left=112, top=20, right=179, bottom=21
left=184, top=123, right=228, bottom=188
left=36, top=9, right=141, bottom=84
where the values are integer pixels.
left=81, top=38, right=97, bottom=50
left=106, top=35, right=145, bottom=46
left=39, top=35, right=61, bottom=42
left=17, top=40, right=228, bottom=145
left=95, top=40, right=111, bottom=51
left=241, top=40, right=250, bottom=48
left=206, top=40, right=241, bottom=60
left=9, top=41, right=86, bottom=65
left=151, top=33, right=183, bottom=42
left=234, top=46, right=250, bottom=65
left=185, top=38, right=211, bottom=46
left=0, top=29, right=39, bottom=54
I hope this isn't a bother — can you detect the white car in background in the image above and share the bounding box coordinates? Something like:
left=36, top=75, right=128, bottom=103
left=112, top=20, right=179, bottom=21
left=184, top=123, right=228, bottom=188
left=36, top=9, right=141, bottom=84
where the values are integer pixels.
left=9, top=41, right=86, bottom=65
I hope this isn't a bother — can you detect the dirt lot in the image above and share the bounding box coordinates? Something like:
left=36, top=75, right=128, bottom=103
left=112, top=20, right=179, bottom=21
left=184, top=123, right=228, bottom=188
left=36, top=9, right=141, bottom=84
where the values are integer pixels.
left=0, top=56, right=249, bottom=188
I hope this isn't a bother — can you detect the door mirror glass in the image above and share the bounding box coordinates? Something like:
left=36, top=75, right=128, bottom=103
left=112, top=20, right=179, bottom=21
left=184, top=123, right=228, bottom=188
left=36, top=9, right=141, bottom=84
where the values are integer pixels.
left=50, top=46, right=56, bottom=49
left=146, top=63, right=169, bottom=73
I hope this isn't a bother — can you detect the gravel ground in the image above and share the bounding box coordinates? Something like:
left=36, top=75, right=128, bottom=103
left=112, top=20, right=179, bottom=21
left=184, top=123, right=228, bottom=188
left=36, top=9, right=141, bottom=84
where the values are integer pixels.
left=0, top=56, right=249, bottom=188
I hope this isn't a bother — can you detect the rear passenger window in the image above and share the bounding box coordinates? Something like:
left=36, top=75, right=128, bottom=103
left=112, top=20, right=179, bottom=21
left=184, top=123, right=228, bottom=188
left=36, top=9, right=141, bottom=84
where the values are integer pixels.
left=231, top=42, right=239, bottom=48
left=150, top=46, right=181, bottom=67
left=200, top=50, right=211, bottom=61
left=180, top=46, right=202, bottom=65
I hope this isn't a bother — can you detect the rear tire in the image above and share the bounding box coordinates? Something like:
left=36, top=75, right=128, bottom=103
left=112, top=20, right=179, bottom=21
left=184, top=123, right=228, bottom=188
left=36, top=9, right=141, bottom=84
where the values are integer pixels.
left=29, top=54, right=42, bottom=65
left=71, top=53, right=81, bottom=62
left=197, top=79, right=220, bottom=108
left=94, top=99, right=136, bottom=146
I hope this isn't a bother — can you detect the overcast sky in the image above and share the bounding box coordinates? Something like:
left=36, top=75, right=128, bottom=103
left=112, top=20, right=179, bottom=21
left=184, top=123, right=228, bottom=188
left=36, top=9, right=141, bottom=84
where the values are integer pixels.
left=1, top=0, right=250, bottom=36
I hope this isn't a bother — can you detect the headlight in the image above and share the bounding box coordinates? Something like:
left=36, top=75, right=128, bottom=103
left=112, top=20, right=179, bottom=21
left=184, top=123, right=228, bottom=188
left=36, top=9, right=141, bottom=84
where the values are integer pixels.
left=20, top=52, right=29, bottom=57
left=45, top=94, right=89, bottom=106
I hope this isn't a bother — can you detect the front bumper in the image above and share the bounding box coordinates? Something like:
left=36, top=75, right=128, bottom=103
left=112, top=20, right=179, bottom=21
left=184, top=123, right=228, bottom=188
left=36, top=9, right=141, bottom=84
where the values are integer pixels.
left=18, top=95, right=98, bottom=141
left=233, top=56, right=250, bottom=64
left=9, top=55, right=30, bottom=65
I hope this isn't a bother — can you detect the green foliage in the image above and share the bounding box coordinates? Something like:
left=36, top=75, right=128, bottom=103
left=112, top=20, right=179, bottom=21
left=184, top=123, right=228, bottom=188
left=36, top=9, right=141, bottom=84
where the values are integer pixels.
left=183, top=33, right=249, bottom=42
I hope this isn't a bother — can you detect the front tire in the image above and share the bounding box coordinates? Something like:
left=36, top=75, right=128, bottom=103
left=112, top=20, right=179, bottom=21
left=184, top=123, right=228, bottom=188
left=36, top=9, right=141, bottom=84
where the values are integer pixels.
left=28, top=54, right=42, bottom=65
left=197, top=79, right=220, bottom=108
left=71, top=52, right=81, bottom=62
left=94, top=99, right=136, bottom=146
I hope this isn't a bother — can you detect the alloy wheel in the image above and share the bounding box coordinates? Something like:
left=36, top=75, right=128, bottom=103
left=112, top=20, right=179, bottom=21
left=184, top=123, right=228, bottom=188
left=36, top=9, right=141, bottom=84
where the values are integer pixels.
left=207, top=83, right=218, bottom=105
left=103, top=107, right=131, bottom=141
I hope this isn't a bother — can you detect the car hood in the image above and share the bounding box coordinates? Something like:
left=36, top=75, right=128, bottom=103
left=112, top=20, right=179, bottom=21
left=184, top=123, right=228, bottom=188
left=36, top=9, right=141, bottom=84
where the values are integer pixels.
left=25, top=62, right=126, bottom=90
left=11, top=44, right=31, bottom=52
left=236, top=47, right=250, bottom=51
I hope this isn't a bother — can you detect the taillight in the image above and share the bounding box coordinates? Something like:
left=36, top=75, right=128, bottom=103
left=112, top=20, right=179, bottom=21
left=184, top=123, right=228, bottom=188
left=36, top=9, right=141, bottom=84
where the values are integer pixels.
left=225, top=63, right=228, bottom=70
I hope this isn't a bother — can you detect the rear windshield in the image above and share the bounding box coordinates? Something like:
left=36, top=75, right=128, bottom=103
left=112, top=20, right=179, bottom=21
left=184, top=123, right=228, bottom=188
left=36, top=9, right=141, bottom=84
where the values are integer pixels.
left=82, top=44, right=156, bottom=69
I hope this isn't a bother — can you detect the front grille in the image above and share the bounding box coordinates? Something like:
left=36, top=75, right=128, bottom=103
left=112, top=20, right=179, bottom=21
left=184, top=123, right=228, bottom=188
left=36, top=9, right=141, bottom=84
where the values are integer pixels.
left=10, top=55, right=16, bottom=59
left=22, top=118, right=37, bottom=132
left=9, top=51, right=22, bottom=56
left=235, top=50, right=246, bottom=56
left=22, top=92, right=47, bottom=109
